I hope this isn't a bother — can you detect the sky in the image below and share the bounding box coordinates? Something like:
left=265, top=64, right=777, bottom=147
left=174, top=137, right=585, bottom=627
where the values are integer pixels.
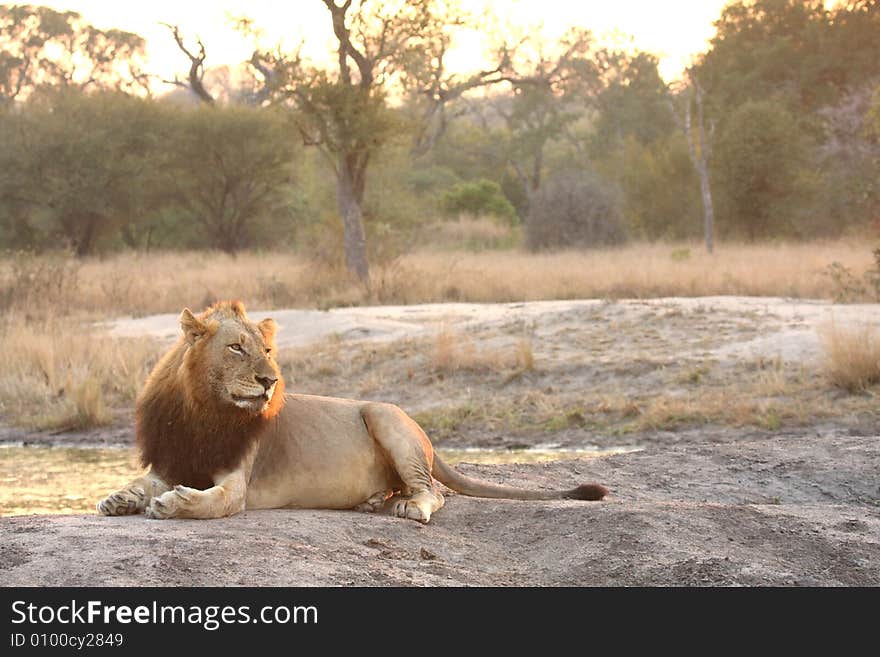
left=39, top=0, right=731, bottom=85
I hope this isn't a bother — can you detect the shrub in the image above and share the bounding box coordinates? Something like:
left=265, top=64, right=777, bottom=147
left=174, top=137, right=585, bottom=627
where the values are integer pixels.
left=824, top=247, right=880, bottom=302
left=525, top=172, right=626, bottom=250
left=713, top=100, right=813, bottom=239
left=442, top=179, right=518, bottom=224
left=820, top=321, right=880, bottom=392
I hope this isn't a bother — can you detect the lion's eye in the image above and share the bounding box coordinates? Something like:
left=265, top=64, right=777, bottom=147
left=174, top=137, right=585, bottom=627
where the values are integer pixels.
left=228, top=344, right=244, bottom=354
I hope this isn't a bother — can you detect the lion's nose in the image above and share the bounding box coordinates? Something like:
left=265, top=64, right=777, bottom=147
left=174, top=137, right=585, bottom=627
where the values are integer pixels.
left=255, top=375, right=277, bottom=391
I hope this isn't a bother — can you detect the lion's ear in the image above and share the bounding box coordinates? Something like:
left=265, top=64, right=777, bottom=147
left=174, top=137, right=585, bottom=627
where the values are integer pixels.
left=180, top=308, right=208, bottom=345
left=258, top=318, right=277, bottom=343
left=230, top=300, right=246, bottom=317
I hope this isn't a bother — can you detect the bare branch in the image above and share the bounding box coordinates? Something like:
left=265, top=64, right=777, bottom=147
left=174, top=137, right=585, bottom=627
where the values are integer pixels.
left=160, top=22, right=214, bottom=104
left=322, top=0, right=373, bottom=88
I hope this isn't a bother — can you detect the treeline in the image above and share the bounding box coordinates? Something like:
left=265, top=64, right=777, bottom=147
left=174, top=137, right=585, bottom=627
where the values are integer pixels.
left=0, top=92, right=299, bottom=254
left=0, top=1, right=879, bottom=265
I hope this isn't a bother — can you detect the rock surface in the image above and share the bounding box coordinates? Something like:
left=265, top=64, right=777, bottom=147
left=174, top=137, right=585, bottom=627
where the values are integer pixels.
left=4, top=434, right=878, bottom=586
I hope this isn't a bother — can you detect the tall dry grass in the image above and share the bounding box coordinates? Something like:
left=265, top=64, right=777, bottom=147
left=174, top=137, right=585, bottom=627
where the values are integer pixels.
left=820, top=320, right=880, bottom=392
left=0, top=318, right=161, bottom=430
left=431, top=327, right=534, bottom=374
left=0, top=238, right=874, bottom=431
left=0, top=239, right=873, bottom=319
left=400, top=241, right=875, bottom=304
left=417, top=217, right=521, bottom=251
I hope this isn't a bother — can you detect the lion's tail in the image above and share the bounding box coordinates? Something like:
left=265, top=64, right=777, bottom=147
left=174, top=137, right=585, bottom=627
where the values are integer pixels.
left=431, top=455, right=608, bottom=501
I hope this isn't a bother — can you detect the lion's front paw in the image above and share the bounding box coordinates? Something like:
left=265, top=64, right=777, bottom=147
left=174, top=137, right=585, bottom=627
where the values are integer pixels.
left=145, top=485, right=198, bottom=520
left=96, top=487, right=147, bottom=516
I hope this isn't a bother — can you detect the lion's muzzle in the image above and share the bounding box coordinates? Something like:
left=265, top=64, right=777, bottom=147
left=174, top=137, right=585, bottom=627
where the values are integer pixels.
left=256, top=375, right=277, bottom=393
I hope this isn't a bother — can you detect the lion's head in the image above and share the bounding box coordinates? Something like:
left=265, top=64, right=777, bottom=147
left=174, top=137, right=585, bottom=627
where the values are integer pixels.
left=136, top=300, right=285, bottom=488
left=177, top=300, right=285, bottom=417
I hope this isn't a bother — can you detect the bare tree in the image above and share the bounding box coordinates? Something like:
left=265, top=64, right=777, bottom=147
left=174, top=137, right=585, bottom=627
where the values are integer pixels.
left=243, top=0, right=478, bottom=284
left=670, top=71, right=715, bottom=253
left=161, top=23, right=214, bottom=104
left=405, top=33, right=518, bottom=157
left=235, top=3, right=594, bottom=283
left=487, top=29, right=598, bottom=207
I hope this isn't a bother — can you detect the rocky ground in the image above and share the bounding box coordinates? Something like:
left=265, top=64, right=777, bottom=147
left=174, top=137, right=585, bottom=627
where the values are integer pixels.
left=2, top=297, right=878, bottom=586
left=2, top=434, right=878, bottom=586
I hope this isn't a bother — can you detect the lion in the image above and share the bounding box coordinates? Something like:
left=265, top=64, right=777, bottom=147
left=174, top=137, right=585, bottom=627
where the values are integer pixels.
left=97, top=301, right=608, bottom=523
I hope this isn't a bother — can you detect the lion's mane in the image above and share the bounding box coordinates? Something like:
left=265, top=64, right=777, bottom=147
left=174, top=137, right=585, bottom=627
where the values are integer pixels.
left=135, top=301, right=285, bottom=489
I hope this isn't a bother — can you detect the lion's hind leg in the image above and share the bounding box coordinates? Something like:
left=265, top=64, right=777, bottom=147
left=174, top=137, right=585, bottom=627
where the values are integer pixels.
left=389, top=490, right=445, bottom=523
left=361, top=403, right=445, bottom=524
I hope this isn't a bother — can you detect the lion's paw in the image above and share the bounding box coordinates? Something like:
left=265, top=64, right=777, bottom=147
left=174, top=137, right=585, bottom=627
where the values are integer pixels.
left=354, top=490, right=393, bottom=513
left=145, top=485, right=198, bottom=520
left=391, top=498, right=430, bottom=524
left=96, top=487, right=147, bottom=516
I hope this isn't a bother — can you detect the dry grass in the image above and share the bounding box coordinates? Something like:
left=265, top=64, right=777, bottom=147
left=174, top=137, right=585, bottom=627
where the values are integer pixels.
left=0, top=318, right=161, bottom=430
left=275, top=328, right=534, bottom=399
left=0, top=238, right=873, bottom=320
left=0, top=237, right=876, bottom=433
left=417, top=217, right=521, bottom=251
left=430, top=328, right=534, bottom=374
left=273, top=318, right=865, bottom=442
left=820, top=320, right=880, bottom=392
left=402, top=240, right=875, bottom=304
left=412, top=366, right=864, bottom=442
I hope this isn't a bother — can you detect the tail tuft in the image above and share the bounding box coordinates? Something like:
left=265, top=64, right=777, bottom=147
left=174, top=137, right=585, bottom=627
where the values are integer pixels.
left=567, top=483, right=609, bottom=501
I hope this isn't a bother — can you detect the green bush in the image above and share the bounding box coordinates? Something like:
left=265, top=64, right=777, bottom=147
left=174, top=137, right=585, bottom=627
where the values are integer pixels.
left=0, top=89, right=167, bottom=255
left=163, top=104, right=299, bottom=252
left=713, top=100, right=814, bottom=239
left=441, top=179, right=518, bottom=224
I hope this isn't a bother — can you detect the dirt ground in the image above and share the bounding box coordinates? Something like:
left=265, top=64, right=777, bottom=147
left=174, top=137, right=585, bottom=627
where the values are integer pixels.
left=2, top=297, right=879, bottom=586
left=2, top=434, right=878, bottom=586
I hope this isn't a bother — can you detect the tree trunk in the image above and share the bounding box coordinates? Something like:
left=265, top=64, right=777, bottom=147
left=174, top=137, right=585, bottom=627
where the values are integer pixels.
left=670, top=73, right=717, bottom=254
left=336, top=158, right=370, bottom=284
left=679, top=86, right=715, bottom=255
left=66, top=211, right=101, bottom=257
left=75, top=221, right=94, bottom=257
left=216, top=217, right=241, bottom=254
left=696, top=161, right=715, bottom=254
